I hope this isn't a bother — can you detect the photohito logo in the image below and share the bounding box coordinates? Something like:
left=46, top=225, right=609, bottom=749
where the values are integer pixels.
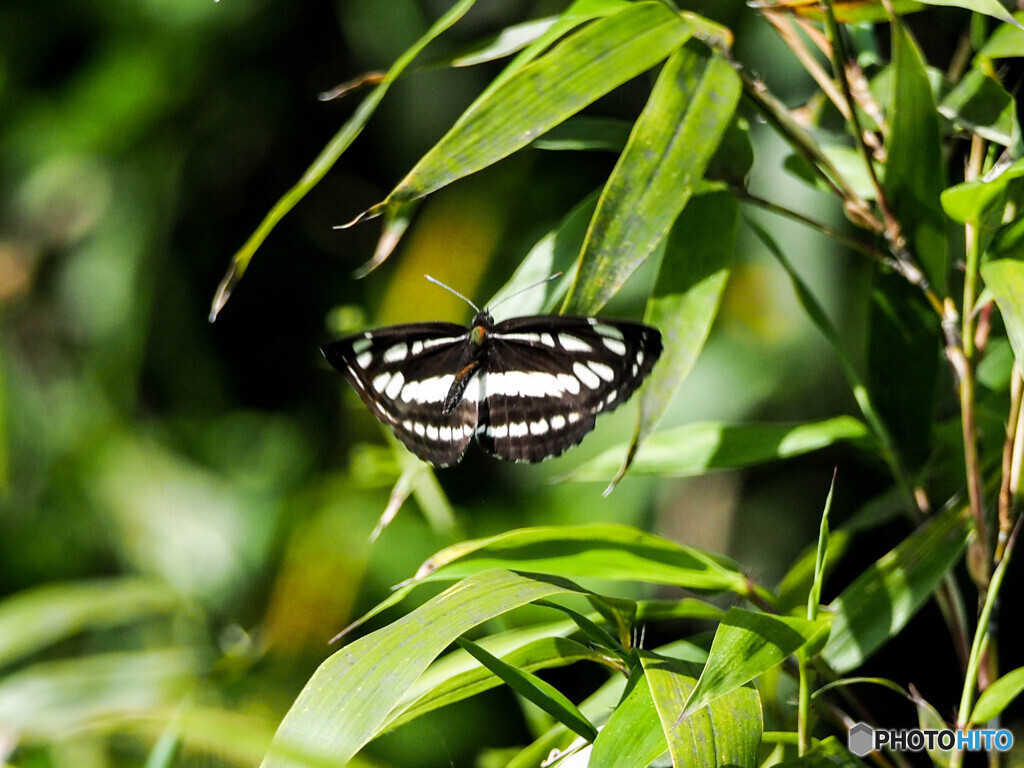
left=848, top=722, right=1014, bottom=757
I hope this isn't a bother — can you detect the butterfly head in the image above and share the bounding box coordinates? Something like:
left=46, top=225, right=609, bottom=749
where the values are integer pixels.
left=470, top=310, right=494, bottom=346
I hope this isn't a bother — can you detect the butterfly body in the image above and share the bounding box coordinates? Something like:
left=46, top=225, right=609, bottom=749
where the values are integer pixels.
left=323, top=310, right=662, bottom=467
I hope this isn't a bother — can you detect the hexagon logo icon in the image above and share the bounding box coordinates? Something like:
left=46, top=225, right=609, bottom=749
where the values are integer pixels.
left=848, top=722, right=874, bottom=757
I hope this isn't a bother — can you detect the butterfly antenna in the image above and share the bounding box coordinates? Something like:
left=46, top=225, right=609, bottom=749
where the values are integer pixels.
left=424, top=275, right=480, bottom=312
left=489, top=272, right=563, bottom=311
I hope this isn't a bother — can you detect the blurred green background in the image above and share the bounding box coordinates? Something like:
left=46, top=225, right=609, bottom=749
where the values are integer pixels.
left=0, top=0, right=971, bottom=766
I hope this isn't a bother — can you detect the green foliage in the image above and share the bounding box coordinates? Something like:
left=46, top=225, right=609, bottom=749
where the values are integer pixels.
left=5, top=0, right=1024, bottom=767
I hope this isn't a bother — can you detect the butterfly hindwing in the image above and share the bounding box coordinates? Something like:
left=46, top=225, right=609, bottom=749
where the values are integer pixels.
left=321, top=323, right=479, bottom=467
left=476, top=316, right=663, bottom=462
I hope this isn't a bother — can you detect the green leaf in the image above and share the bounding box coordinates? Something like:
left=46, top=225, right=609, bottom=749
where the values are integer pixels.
left=942, top=158, right=1024, bottom=225
left=562, top=44, right=740, bottom=314
left=981, top=259, right=1024, bottom=367
left=681, top=609, right=830, bottom=719
left=567, top=417, right=871, bottom=481
left=971, top=666, right=1024, bottom=724
left=976, top=10, right=1024, bottom=59
left=885, top=20, right=948, bottom=292
left=383, top=620, right=601, bottom=733
left=915, top=0, right=1022, bottom=29
left=381, top=2, right=694, bottom=207
left=776, top=530, right=852, bottom=615
left=261, top=570, right=580, bottom=768
left=641, top=652, right=762, bottom=768
left=486, top=191, right=599, bottom=316
left=411, top=523, right=748, bottom=593
left=808, top=475, right=836, bottom=622
left=938, top=67, right=1018, bottom=146
left=531, top=117, right=632, bottom=152
left=913, top=689, right=951, bottom=767
left=0, top=578, right=182, bottom=670
left=208, top=0, right=476, bottom=320
left=822, top=505, right=972, bottom=673
left=607, top=189, right=736, bottom=491
left=507, top=672, right=631, bottom=768
left=590, top=670, right=668, bottom=768
left=455, top=636, right=598, bottom=742
left=443, top=16, right=560, bottom=68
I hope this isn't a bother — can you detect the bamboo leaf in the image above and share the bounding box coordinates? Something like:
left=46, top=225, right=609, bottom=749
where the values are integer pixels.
left=607, top=188, right=736, bottom=491
left=562, top=44, right=740, bottom=314
left=821, top=505, right=972, bottom=673
left=567, top=417, right=871, bottom=481
left=641, top=652, right=762, bottom=768
left=455, top=636, right=598, bottom=741
left=681, top=609, right=830, bottom=719
left=971, top=666, right=1024, bottom=724
left=589, top=669, right=668, bottom=768
left=980, top=259, right=1024, bottom=371
left=381, top=3, right=694, bottom=208
left=411, top=523, right=748, bottom=593
left=261, top=570, right=579, bottom=768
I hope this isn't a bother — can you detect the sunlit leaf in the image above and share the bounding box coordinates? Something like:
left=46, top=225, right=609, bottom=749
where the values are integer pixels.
left=589, top=669, right=668, bottom=768
left=567, top=417, right=871, bottom=481
left=486, top=191, right=599, bottom=317
left=822, top=505, right=972, bottom=673
left=971, top=666, right=1024, bottom=724
left=641, top=652, right=762, bottom=768
left=976, top=10, right=1024, bottom=59
left=455, top=636, right=598, bottom=741
left=562, top=44, right=740, bottom=314
left=981, top=259, right=1024, bottom=367
left=380, top=2, right=694, bottom=208
left=607, top=189, right=736, bottom=490
left=942, top=158, right=1024, bottom=225
left=938, top=67, right=1018, bottom=147
left=770, top=736, right=870, bottom=768
left=384, top=623, right=601, bottom=733
left=681, top=609, right=829, bottom=718
left=411, top=524, right=748, bottom=593
left=262, top=570, right=581, bottom=768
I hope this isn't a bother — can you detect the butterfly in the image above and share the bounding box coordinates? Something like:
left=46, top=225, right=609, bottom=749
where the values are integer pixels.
left=322, top=279, right=662, bottom=467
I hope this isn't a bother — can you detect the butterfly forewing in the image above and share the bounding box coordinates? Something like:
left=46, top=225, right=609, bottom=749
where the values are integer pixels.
left=321, top=323, right=478, bottom=467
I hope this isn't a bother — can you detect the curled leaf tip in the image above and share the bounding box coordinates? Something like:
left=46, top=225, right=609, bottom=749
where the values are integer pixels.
left=318, top=71, right=386, bottom=102
left=209, top=262, right=243, bottom=322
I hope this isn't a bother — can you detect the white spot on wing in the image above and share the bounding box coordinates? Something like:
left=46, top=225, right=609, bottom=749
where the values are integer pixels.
left=402, top=374, right=455, bottom=404
left=540, top=333, right=555, bottom=347
left=353, top=337, right=373, bottom=354
left=385, top=371, right=405, bottom=399
left=550, top=415, right=566, bottom=430
left=414, top=423, right=426, bottom=436
left=356, top=351, right=373, bottom=369
left=427, top=425, right=439, bottom=440
left=594, top=323, right=625, bottom=341
left=573, top=361, right=601, bottom=389
left=602, top=337, right=627, bottom=356
left=440, top=426, right=452, bottom=441
left=559, top=334, right=593, bottom=353
left=383, top=343, right=408, bottom=363
left=557, top=374, right=580, bottom=395
left=488, top=424, right=509, bottom=439
left=411, top=341, right=424, bottom=356
left=372, top=372, right=391, bottom=393
left=529, top=419, right=549, bottom=435
left=568, top=412, right=582, bottom=424
left=508, top=422, right=529, bottom=437
left=423, top=336, right=463, bottom=350
left=493, top=332, right=542, bottom=344
left=588, top=361, right=615, bottom=382
left=484, top=371, right=568, bottom=398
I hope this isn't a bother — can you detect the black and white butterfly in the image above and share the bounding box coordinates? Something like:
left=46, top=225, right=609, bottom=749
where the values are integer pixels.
left=322, top=280, right=662, bottom=467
